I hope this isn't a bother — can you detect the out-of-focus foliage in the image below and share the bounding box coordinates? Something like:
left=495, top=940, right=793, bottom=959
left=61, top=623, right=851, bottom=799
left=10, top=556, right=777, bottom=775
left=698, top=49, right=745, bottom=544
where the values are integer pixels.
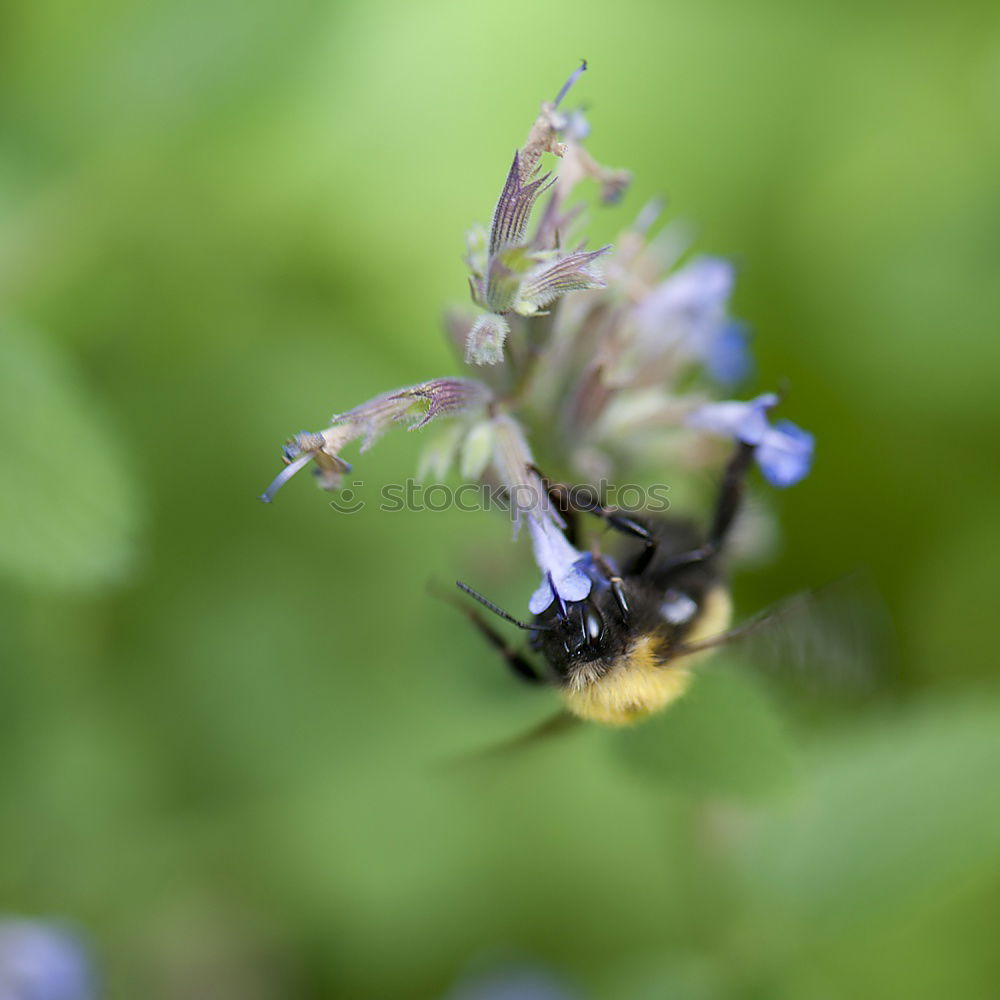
left=0, top=324, right=141, bottom=590
left=1, top=0, right=998, bottom=997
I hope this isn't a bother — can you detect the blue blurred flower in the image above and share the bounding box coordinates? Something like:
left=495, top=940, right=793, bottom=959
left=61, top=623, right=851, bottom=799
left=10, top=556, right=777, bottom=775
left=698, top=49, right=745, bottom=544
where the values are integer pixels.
left=634, top=255, right=749, bottom=383
left=686, top=392, right=777, bottom=441
left=0, top=919, right=95, bottom=1000
left=446, top=964, right=579, bottom=1000
left=703, top=320, right=752, bottom=384
left=686, top=393, right=814, bottom=487
left=756, top=418, right=816, bottom=488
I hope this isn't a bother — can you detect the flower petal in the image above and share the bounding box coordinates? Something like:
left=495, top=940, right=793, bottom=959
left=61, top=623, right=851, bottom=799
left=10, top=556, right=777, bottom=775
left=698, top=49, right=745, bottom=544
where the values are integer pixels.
left=529, top=578, right=556, bottom=616
left=703, top=321, right=752, bottom=384
left=527, top=516, right=591, bottom=614
left=685, top=393, right=778, bottom=445
left=635, top=256, right=735, bottom=341
left=687, top=397, right=814, bottom=488
left=756, top=420, right=815, bottom=488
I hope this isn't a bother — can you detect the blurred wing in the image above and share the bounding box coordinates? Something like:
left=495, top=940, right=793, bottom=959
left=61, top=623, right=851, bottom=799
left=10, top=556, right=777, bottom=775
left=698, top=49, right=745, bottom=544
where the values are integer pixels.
left=701, top=574, right=894, bottom=699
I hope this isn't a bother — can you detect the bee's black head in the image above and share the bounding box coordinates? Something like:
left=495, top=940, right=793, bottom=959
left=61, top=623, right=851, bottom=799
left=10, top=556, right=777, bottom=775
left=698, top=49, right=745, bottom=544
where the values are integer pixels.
left=530, top=588, right=631, bottom=680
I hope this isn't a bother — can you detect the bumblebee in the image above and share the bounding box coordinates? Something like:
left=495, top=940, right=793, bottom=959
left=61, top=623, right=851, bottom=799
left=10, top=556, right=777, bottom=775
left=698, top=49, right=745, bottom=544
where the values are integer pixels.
left=456, top=441, right=765, bottom=725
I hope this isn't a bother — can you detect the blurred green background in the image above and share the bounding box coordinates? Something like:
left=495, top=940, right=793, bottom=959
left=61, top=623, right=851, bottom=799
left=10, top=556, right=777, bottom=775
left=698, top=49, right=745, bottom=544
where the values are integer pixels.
left=2, top=0, right=1000, bottom=996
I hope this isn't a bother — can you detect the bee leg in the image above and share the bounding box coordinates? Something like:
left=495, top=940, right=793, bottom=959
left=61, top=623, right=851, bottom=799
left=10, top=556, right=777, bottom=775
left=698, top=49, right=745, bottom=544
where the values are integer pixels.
left=593, top=553, right=630, bottom=622
left=573, top=495, right=658, bottom=574
left=529, top=466, right=581, bottom=546
left=529, top=464, right=659, bottom=573
left=708, top=440, right=756, bottom=548
left=458, top=604, right=545, bottom=685
left=662, top=441, right=756, bottom=574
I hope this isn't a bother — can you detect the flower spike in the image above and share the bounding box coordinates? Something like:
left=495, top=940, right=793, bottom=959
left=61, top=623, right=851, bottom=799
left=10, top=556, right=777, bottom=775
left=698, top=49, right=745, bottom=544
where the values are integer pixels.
left=262, top=65, right=818, bottom=634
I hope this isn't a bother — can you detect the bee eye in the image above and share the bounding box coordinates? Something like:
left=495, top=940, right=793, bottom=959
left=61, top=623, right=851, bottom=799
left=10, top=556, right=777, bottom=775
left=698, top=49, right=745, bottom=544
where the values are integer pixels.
left=584, top=606, right=604, bottom=643
left=564, top=604, right=606, bottom=657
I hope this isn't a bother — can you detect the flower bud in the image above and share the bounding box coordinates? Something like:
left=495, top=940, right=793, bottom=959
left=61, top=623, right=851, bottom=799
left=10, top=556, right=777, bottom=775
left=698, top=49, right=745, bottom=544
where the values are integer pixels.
left=465, top=313, right=510, bottom=366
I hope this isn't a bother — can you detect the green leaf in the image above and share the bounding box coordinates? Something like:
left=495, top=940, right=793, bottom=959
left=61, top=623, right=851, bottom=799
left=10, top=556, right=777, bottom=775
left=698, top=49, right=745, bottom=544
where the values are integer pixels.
left=738, top=697, right=1000, bottom=934
left=0, top=325, right=141, bottom=590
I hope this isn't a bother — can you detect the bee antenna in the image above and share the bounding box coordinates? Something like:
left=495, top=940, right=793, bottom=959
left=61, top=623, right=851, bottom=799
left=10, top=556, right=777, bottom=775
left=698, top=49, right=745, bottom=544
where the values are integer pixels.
left=456, top=581, right=552, bottom=632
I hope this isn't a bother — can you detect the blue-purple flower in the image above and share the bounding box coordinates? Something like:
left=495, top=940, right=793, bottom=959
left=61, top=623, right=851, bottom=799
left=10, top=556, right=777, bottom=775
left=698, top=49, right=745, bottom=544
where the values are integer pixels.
left=480, top=414, right=593, bottom=612
left=686, top=393, right=814, bottom=487
left=446, top=966, right=579, bottom=1000
left=527, top=516, right=591, bottom=614
left=633, top=255, right=750, bottom=383
left=704, top=320, right=751, bottom=383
